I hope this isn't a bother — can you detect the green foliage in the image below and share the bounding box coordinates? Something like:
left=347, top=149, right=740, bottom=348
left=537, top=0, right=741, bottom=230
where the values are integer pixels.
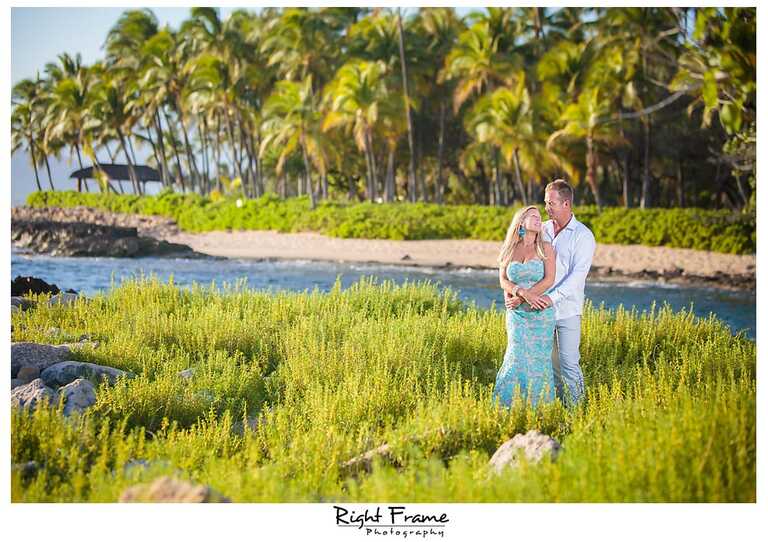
left=26, top=191, right=756, bottom=254
left=11, top=278, right=755, bottom=502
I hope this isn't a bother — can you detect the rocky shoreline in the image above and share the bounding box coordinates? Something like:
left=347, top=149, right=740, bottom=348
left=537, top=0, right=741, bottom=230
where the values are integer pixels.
left=11, top=206, right=198, bottom=258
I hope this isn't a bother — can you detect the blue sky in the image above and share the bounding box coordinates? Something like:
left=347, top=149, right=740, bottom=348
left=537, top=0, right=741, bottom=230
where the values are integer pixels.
left=10, top=6, right=481, bottom=205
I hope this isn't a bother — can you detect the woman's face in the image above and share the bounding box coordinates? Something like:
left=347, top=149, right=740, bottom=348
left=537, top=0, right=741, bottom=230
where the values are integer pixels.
left=522, top=209, right=542, bottom=232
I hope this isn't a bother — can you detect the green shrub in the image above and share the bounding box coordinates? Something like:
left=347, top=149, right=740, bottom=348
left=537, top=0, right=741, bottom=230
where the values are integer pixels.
left=25, top=191, right=756, bottom=254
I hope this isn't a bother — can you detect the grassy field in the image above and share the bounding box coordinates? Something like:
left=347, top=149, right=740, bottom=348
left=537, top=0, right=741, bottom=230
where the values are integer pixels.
left=11, top=278, right=755, bottom=502
left=26, top=190, right=757, bottom=254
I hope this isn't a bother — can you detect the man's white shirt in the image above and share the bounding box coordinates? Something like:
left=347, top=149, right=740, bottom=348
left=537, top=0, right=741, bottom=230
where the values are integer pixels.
left=541, top=215, right=596, bottom=321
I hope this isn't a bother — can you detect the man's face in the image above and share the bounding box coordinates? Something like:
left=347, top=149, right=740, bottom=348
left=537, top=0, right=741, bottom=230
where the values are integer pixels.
left=544, top=190, right=570, bottom=222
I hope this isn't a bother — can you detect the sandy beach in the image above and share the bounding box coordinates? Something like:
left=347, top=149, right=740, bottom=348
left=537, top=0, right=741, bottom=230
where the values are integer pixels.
left=160, top=229, right=756, bottom=288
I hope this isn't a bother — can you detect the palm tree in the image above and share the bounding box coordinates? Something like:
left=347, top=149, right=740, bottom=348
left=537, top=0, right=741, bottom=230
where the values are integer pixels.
left=440, top=15, right=522, bottom=205
left=85, top=65, right=142, bottom=194
left=322, top=60, right=390, bottom=203
left=466, top=78, right=557, bottom=206
left=11, top=77, right=47, bottom=191
left=260, top=77, right=330, bottom=208
left=43, top=56, right=95, bottom=191
left=419, top=7, right=464, bottom=203
left=547, top=86, right=624, bottom=208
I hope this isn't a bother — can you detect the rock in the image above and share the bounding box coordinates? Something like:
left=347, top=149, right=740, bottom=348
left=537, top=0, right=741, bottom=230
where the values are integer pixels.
left=488, top=430, right=561, bottom=474
left=11, top=379, right=24, bottom=389
left=16, top=366, right=40, bottom=384
left=47, top=292, right=80, bottom=307
left=341, top=443, right=394, bottom=476
left=11, top=378, right=58, bottom=411
left=12, top=460, right=40, bottom=481
left=59, top=378, right=97, bottom=416
left=11, top=275, right=61, bottom=296
left=11, top=342, right=73, bottom=378
left=179, top=368, right=195, bottom=380
left=11, top=296, right=37, bottom=311
left=40, top=360, right=130, bottom=387
left=118, top=476, right=231, bottom=503
left=11, top=212, right=198, bottom=258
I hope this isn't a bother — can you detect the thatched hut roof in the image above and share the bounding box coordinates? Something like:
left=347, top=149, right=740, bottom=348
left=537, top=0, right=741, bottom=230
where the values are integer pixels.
left=69, top=164, right=162, bottom=183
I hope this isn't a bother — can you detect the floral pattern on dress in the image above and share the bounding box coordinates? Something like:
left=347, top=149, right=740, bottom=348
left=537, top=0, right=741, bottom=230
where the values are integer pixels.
left=492, top=259, right=556, bottom=408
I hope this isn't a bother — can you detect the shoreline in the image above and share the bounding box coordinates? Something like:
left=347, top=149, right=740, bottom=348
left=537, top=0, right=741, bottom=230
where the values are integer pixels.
left=11, top=206, right=756, bottom=292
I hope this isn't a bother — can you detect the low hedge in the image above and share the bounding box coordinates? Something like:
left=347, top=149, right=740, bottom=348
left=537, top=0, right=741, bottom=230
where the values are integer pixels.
left=25, top=190, right=756, bottom=254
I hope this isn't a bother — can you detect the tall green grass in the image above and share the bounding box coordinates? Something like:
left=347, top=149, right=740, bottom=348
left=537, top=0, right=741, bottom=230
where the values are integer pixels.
left=11, top=278, right=755, bottom=502
left=25, top=190, right=756, bottom=254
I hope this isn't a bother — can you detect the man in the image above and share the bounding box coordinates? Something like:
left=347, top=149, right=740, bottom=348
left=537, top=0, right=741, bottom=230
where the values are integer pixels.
left=505, top=179, right=596, bottom=405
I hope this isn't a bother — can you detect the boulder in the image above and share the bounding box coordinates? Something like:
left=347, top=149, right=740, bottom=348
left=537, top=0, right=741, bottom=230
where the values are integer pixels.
left=11, top=275, right=62, bottom=296
left=40, top=360, right=130, bottom=387
left=16, top=366, right=40, bottom=384
left=488, top=430, right=561, bottom=474
left=59, top=378, right=97, bottom=416
left=118, top=476, right=231, bottom=503
left=12, top=460, right=40, bottom=481
left=341, top=443, right=394, bottom=477
left=11, top=378, right=58, bottom=411
left=11, top=296, right=37, bottom=311
left=11, top=342, right=73, bottom=378
left=47, top=292, right=80, bottom=307
left=179, top=368, right=195, bottom=380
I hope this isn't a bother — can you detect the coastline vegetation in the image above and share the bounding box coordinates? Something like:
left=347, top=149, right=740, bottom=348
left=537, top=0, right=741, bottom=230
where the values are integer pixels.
left=11, top=278, right=756, bottom=502
left=27, top=190, right=756, bottom=254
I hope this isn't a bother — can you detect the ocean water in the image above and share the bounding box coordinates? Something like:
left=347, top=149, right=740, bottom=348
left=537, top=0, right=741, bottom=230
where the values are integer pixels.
left=11, top=250, right=756, bottom=339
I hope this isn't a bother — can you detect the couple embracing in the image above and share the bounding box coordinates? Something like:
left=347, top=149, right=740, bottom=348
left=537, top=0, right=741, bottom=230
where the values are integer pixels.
left=493, top=179, right=596, bottom=408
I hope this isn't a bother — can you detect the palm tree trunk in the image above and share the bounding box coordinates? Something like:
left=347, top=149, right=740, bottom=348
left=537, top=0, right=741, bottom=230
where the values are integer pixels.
left=27, top=134, right=43, bottom=191
left=105, top=141, right=124, bottom=194
left=74, top=144, right=89, bottom=193
left=362, top=132, right=375, bottom=201
left=397, top=8, right=419, bottom=203
left=43, top=154, right=55, bottom=191
left=162, top=109, right=186, bottom=192
left=321, top=171, right=328, bottom=200
left=302, top=143, right=316, bottom=209
left=385, top=147, right=395, bottom=203
left=215, top=113, right=223, bottom=193
left=126, top=136, right=142, bottom=195
left=224, top=111, right=244, bottom=187
left=154, top=110, right=171, bottom=188
left=366, top=130, right=379, bottom=202
left=492, top=148, right=502, bottom=206
left=512, top=148, right=528, bottom=206
left=176, top=103, right=201, bottom=193
left=436, top=100, right=447, bottom=204
left=619, top=119, right=631, bottom=207
left=198, top=116, right=210, bottom=194
left=640, top=120, right=652, bottom=208
left=117, top=129, right=140, bottom=195
left=144, top=126, right=162, bottom=191
left=586, top=134, right=602, bottom=208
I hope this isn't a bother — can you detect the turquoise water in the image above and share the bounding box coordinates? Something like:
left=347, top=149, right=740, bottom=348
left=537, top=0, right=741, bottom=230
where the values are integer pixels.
left=11, top=250, right=755, bottom=339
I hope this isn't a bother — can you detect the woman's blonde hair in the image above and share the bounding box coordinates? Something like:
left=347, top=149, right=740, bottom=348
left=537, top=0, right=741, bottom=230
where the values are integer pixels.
left=497, top=205, right=548, bottom=265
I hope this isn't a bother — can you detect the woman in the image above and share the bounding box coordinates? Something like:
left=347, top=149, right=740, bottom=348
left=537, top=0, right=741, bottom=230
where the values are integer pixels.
left=493, top=205, right=557, bottom=408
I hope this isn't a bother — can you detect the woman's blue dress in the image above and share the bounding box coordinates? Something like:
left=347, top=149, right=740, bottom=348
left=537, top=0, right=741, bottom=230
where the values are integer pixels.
left=493, top=259, right=556, bottom=408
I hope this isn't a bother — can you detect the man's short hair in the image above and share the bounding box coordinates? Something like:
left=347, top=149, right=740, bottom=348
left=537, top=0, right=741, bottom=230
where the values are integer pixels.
left=545, top=179, right=574, bottom=203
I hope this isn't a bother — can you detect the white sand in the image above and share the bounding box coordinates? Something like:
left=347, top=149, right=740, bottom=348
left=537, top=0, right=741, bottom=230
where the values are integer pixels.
left=162, top=230, right=756, bottom=277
